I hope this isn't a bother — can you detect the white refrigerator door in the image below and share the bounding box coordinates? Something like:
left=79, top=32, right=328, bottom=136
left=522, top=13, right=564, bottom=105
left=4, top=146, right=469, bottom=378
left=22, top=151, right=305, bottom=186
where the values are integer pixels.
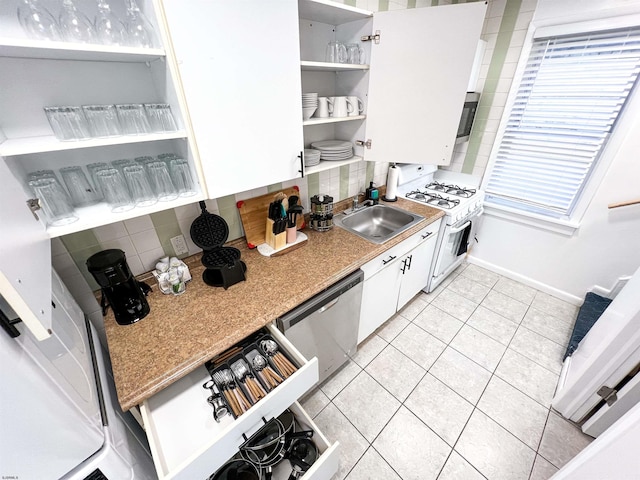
left=553, top=266, right=640, bottom=423
left=0, top=273, right=104, bottom=479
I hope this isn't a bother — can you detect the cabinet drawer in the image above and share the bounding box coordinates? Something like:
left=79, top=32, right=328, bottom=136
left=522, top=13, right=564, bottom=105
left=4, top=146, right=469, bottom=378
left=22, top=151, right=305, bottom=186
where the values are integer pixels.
left=140, top=324, right=319, bottom=480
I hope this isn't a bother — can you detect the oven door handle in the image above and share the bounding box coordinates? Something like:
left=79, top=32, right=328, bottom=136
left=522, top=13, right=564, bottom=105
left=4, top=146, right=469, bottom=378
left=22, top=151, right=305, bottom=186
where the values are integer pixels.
left=450, top=220, right=471, bottom=234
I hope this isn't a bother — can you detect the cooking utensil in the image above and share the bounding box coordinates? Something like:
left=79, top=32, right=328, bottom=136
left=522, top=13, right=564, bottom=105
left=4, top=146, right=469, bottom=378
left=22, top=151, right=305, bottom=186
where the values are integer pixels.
left=202, top=380, right=230, bottom=422
left=251, top=353, right=284, bottom=389
left=260, top=339, right=298, bottom=378
left=209, top=458, right=260, bottom=480
left=287, top=438, right=318, bottom=480
left=231, top=358, right=267, bottom=404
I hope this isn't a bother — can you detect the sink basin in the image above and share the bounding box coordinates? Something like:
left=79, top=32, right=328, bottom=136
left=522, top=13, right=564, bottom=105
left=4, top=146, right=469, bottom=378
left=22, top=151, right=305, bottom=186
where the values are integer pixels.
left=334, top=204, right=424, bottom=244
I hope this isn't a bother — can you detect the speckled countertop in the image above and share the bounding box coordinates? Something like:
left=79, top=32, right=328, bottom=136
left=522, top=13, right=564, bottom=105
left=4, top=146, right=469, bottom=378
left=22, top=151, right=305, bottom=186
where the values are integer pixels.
left=104, top=198, right=444, bottom=411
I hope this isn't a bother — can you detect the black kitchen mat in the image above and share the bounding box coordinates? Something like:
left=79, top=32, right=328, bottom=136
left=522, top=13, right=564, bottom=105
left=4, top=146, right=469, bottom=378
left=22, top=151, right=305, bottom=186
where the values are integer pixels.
left=564, top=292, right=612, bottom=360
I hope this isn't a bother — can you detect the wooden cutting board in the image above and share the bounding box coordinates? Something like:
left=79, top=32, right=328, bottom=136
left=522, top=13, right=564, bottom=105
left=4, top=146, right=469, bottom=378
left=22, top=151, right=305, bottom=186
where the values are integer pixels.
left=236, top=187, right=305, bottom=248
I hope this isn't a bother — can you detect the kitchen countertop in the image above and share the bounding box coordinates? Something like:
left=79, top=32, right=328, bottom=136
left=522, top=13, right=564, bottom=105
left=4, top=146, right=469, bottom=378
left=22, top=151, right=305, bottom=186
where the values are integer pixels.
left=104, top=198, right=444, bottom=411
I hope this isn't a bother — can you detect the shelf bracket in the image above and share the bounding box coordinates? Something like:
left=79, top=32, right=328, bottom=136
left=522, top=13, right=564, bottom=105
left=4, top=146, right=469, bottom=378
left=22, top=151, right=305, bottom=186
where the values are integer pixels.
left=26, top=198, right=41, bottom=221
left=361, top=31, right=381, bottom=44
left=597, top=385, right=618, bottom=406
left=356, top=139, right=372, bottom=149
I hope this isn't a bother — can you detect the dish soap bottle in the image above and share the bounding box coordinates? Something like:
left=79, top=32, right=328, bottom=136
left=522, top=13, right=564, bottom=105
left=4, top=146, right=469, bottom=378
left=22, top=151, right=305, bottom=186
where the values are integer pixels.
left=366, top=181, right=379, bottom=205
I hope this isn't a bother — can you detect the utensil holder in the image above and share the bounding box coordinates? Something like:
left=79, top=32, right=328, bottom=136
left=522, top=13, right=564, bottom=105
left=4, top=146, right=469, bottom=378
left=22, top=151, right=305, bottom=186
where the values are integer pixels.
left=265, top=219, right=286, bottom=250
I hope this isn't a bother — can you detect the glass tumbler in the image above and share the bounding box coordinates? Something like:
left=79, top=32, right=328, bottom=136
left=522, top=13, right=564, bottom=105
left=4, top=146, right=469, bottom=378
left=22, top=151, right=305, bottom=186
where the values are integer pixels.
left=27, top=170, right=73, bottom=204
left=95, top=168, right=134, bottom=212
left=95, top=0, right=128, bottom=46
left=59, top=0, right=97, bottom=44
left=325, top=41, right=347, bottom=63
left=82, top=105, right=122, bottom=137
left=125, top=0, right=156, bottom=48
left=111, top=158, right=136, bottom=173
left=146, top=161, right=177, bottom=201
left=86, top=162, right=109, bottom=198
left=346, top=43, right=365, bottom=65
left=17, top=0, right=62, bottom=41
left=168, top=158, right=197, bottom=197
left=44, top=106, right=91, bottom=141
left=157, top=153, right=180, bottom=165
left=115, top=104, right=151, bottom=135
left=59, top=166, right=100, bottom=207
left=28, top=178, right=78, bottom=227
left=144, top=104, right=177, bottom=132
left=123, top=164, right=157, bottom=207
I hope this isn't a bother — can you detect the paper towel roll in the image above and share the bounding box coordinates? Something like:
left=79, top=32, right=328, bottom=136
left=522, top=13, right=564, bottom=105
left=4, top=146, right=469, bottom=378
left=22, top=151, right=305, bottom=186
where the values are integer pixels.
left=383, top=165, right=399, bottom=202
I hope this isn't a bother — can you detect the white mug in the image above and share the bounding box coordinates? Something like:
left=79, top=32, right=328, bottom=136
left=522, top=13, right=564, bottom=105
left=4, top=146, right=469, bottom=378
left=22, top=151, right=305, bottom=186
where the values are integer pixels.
left=329, top=96, right=354, bottom=118
left=315, top=97, right=330, bottom=118
left=346, top=96, right=364, bottom=116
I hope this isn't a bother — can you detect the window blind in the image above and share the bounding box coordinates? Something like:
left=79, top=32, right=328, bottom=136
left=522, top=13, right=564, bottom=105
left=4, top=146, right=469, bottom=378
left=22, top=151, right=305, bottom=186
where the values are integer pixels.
left=485, top=27, right=640, bottom=218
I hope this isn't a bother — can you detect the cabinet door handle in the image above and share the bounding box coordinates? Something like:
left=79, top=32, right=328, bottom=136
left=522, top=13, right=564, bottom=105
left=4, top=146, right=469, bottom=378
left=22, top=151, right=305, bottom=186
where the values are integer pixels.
left=421, top=231, right=433, bottom=239
left=382, top=255, right=396, bottom=265
left=298, top=151, right=304, bottom=178
left=406, top=254, right=412, bottom=271
left=401, top=257, right=407, bottom=274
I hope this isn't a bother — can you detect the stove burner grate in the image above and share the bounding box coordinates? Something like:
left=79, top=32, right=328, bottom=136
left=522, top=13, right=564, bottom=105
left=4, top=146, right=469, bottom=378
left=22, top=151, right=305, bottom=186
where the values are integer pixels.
left=406, top=190, right=459, bottom=209
left=425, top=181, right=476, bottom=198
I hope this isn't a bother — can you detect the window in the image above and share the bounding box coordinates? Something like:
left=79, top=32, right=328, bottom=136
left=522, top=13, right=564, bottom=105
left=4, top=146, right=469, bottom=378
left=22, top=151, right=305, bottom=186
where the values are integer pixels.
left=483, top=27, right=640, bottom=221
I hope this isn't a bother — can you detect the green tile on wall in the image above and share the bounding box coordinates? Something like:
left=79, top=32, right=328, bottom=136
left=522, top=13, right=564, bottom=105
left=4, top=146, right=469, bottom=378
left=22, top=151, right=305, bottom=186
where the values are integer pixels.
left=365, top=162, right=375, bottom=186
left=378, top=0, right=389, bottom=12
left=150, top=210, right=182, bottom=257
left=267, top=182, right=283, bottom=193
left=150, top=209, right=178, bottom=228
left=307, top=173, right=320, bottom=198
left=344, top=0, right=356, bottom=6
left=61, top=230, right=100, bottom=253
left=216, top=194, right=237, bottom=212
left=431, top=0, right=438, bottom=6
left=340, top=165, right=350, bottom=200
left=407, top=0, right=416, bottom=8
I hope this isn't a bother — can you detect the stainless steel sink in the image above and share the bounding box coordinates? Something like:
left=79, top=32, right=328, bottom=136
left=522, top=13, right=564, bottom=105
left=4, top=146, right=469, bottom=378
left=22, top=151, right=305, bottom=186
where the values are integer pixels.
left=334, top=204, right=424, bottom=244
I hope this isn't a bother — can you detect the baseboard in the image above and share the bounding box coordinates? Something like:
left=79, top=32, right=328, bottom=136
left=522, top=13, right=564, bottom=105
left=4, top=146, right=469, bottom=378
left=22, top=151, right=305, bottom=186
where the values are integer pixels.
left=590, top=276, right=632, bottom=300
left=466, top=255, right=583, bottom=305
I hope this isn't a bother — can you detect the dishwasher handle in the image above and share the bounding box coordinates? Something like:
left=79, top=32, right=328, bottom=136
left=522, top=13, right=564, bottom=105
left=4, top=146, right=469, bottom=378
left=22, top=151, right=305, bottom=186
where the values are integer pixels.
left=317, top=297, right=339, bottom=315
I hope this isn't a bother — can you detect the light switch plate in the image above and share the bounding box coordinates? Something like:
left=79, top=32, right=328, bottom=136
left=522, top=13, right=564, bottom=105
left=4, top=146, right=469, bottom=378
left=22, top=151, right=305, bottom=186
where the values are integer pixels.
left=170, top=235, right=189, bottom=255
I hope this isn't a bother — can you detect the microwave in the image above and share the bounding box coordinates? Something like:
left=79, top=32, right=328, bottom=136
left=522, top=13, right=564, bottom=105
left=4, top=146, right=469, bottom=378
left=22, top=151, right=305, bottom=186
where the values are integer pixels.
left=455, top=92, right=480, bottom=144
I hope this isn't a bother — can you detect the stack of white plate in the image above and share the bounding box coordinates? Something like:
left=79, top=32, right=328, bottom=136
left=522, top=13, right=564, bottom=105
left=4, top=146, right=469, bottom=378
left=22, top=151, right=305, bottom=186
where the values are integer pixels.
left=302, top=93, right=318, bottom=120
left=310, top=140, right=353, bottom=161
left=304, top=149, right=321, bottom=167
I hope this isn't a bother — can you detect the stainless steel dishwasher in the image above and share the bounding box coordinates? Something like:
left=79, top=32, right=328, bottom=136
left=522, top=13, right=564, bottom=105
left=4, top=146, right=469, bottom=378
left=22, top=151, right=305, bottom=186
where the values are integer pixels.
left=276, top=269, right=364, bottom=384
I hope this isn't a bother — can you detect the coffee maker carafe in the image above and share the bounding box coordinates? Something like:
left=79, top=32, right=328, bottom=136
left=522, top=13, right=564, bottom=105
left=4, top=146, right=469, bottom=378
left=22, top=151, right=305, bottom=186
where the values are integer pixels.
left=86, top=249, right=150, bottom=325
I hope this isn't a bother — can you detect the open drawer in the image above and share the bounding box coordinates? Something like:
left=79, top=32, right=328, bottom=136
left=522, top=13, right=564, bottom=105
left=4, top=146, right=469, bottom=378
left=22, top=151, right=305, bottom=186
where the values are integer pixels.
left=140, top=324, right=319, bottom=479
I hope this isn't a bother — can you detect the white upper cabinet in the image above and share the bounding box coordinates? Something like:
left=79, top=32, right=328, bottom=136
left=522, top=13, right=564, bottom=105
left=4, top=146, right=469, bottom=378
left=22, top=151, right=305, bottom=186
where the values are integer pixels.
left=366, top=2, right=486, bottom=165
left=160, top=0, right=304, bottom=198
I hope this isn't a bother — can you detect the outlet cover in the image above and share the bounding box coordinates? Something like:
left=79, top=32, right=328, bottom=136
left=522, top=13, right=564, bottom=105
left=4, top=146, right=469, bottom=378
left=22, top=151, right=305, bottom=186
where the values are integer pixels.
left=170, top=235, right=189, bottom=255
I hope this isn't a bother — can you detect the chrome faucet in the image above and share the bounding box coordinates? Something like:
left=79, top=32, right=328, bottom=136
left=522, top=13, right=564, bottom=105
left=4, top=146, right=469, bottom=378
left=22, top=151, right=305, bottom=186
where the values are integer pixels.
left=347, top=194, right=373, bottom=215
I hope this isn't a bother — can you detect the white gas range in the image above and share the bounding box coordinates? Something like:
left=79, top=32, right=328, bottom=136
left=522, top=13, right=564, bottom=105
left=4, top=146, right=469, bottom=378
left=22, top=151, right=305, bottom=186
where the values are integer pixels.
left=393, top=164, right=484, bottom=292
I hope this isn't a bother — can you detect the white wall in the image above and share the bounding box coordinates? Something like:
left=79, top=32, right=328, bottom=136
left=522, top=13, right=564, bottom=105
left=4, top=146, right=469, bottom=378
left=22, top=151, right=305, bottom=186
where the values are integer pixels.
left=471, top=0, right=640, bottom=302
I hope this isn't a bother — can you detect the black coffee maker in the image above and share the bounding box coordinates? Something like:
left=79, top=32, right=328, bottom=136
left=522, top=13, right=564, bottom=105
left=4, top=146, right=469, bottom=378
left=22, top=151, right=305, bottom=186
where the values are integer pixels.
left=86, top=249, right=151, bottom=325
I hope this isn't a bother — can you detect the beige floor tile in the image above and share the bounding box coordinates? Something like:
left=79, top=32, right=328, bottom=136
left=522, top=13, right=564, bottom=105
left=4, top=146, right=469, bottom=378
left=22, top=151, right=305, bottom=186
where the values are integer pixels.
left=509, top=326, right=565, bottom=374
left=431, top=288, right=479, bottom=322
left=450, top=324, right=507, bottom=372
left=493, top=277, right=537, bottom=304
left=538, top=412, right=593, bottom=469
left=397, top=294, right=429, bottom=321
left=375, top=313, right=410, bottom=342
left=495, top=350, right=559, bottom=407
left=477, top=376, right=548, bottom=450
left=313, top=403, right=370, bottom=480
left=391, top=323, right=446, bottom=370
left=373, top=406, right=451, bottom=480
left=481, top=290, right=529, bottom=323
left=530, top=454, right=559, bottom=480
left=447, top=275, right=492, bottom=304
left=456, top=410, right=536, bottom=480
left=413, top=304, right=464, bottom=344
left=351, top=334, right=387, bottom=368
left=531, top=292, right=579, bottom=320
left=521, top=307, right=574, bottom=346
left=345, top=447, right=401, bottom=480
left=405, top=373, right=474, bottom=446
left=466, top=305, right=519, bottom=345
left=334, top=371, right=401, bottom=442
left=365, top=344, right=426, bottom=401
left=300, top=387, right=330, bottom=419
left=320, top=360, right=362, bottom=399
left=461, top=263, right=501, bottom=287
left=438, top=451, right=486, bottom=480
left=429, top=347, right=492, bottom=404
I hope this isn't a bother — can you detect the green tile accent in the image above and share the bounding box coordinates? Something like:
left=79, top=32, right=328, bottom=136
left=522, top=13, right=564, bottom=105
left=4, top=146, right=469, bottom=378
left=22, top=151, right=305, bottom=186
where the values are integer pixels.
left=307, top=173, right=320, bottom=198
left=216, top=194, right=237, bottom=212
left=70, top=245, right=104, bottom=290
left=61, top=230, right=100, bottom=253
left=365, top=162, right=375, bottom=186
left=150, top=210, right=182, bottom=257
left=219, top=208, right=243, bottom=242
left=267, top=182, right=283, bottom=193
left=150, top=209, right=177, bottom=227
left=431, top=0, right=439, bottom=5
left=407, top=0, right=416, bottom=8
left=378, top=0, right=389, bottom=12
left=344, top=0, right=357, bottom=6
left=339, top=165, right=350, bottom=200
left=462, top=0, right=522, bottom=174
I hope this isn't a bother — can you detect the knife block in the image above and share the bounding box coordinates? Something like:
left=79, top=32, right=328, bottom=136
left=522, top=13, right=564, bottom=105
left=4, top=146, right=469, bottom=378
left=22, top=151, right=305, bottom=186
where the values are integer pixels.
left=265, top=219, right=286, bottom=250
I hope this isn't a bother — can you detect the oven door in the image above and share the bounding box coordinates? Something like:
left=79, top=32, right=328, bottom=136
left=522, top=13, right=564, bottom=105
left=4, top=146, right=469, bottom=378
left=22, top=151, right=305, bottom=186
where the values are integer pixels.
left=430, top=213, right=478, bottom=291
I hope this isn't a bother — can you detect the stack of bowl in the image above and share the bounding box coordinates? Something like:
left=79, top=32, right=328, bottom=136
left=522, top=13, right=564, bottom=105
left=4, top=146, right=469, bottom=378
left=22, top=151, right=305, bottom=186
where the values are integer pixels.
left=302, top=93, right=318, bottom=120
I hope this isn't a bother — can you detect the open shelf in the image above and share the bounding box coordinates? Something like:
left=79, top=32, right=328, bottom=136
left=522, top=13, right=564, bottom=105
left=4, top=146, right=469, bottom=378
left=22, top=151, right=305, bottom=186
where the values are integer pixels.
left=0, top=37, right=165, bottom=62
left=305, top=155, right=362, bottom=175
left=0, top=131, right=188, bottom=157
left=300, top=60, right=369, bottom=72
left=298, top=0, right=372, bottom=24
left=303, top=115, right=365, bottom=126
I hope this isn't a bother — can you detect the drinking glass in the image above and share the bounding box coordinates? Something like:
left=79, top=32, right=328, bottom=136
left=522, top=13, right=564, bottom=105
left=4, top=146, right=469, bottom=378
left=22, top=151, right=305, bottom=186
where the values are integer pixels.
left=157, top=153, right=180, bottom=165
left=346, top=43, right=365, bottom=65
left=59, top=166, right=100, bottom=207
left=123, top=164, right=157, bottom=207
left=168, top=158, right=197, bottom=197
left=86, top=162, right=109, bottom=197
left=144, top=104, right=177, bottom=132
left=28, top=178, right=78, bottom=227
left=44, top=106, right=91, bottom=141
left=95, top=0, right=128, bottom=46
left=17, top=0, right=62, bottom=41
left=82, top=105, right=122, bottom=137
left=134, top=155, right=156, bottom=167
left=146, top=161, right=177, bottom=201
left=27, top=170, right=72, bottom=204
left=325, top=41, right=347, bottom=63
left=59, top=0, right=97, bottom=44
left=125, top=0, right=156, bottom=48
left=115, top=104, right=151, bottom=135
left=95, top=168, right=134, bottom=212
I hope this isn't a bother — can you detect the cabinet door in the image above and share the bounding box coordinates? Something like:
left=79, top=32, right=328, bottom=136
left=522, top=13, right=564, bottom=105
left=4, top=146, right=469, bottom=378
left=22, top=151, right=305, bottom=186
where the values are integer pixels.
left=161, top=0, right=304, bottom=198
left=358, top=257, right=402, bottom=344
left=0, top=160, right=51, bottom=340
left=397, top=231, right=438, bottom=310
left=365, top=2, right=486, bottom=165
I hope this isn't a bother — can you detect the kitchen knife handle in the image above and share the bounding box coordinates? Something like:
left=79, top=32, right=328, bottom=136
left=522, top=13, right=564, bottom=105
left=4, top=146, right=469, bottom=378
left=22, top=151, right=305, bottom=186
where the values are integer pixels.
left=298, top=151, right=304, bottom=178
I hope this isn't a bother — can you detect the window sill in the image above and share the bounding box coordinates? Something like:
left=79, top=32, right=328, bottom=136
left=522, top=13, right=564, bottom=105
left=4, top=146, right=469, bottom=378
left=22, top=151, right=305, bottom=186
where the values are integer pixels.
left=482, top=203, right=580, bottom=236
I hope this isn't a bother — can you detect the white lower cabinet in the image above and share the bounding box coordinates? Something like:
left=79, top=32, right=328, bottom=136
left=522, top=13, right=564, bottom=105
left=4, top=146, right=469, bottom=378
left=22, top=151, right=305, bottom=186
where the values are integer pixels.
left=140, top=325, right=339, bottom=479
left=358, top=219, right=442, bottom=343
